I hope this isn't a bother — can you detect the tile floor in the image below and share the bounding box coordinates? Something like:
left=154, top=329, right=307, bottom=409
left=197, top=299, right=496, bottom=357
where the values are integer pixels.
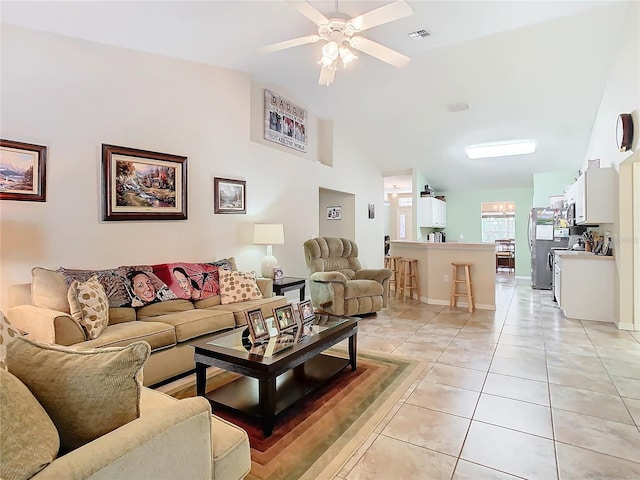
left=335, top=275, right=640, bottom=480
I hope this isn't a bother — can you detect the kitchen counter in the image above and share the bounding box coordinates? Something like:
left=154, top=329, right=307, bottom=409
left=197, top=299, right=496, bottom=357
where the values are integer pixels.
left=389, top=241, right=496, bottom=310
left=555, top=251, right=614, bottom=260
left=556, top=252, right=615, bottom=322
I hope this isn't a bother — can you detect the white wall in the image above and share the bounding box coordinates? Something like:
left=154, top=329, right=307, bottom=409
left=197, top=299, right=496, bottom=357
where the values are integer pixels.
left=318, top=188, right=355, bottom=240
left=0, top=25, right=386, bottom=309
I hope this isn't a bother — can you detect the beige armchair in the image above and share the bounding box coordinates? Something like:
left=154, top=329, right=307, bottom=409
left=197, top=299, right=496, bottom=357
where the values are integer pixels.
left=303, top=237, right=392, bottom=316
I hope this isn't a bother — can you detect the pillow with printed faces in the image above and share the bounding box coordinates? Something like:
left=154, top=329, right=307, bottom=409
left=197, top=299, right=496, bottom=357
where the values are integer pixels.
left=151, top=263, right=221, bottom=301
left=116, top=266, right=177, bottom=307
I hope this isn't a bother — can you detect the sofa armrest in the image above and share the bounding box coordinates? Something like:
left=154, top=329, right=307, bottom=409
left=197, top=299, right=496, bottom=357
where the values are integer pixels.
left=8, top=283, right=31, bottom=308
left=355, top=268, right=393, bottom=284
left=309, top=271, right=349, bottom=284
left=32, top=397, right=213, bottom=480
left=6, top=305, right=86, bottom=346
left=256, top=277, right=273, bottom=298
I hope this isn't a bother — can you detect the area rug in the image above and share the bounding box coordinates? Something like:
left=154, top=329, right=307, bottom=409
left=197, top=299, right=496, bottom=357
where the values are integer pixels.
left=156, top=349, right=426, bottom=480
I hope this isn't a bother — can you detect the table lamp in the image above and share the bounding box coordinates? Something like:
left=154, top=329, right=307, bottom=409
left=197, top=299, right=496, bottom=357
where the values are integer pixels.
left=253, top=224, right=284, bottom=278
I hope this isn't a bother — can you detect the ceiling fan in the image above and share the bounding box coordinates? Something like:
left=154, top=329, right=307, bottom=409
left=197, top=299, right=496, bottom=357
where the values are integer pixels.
left=259, top=0, right=414, bottom=86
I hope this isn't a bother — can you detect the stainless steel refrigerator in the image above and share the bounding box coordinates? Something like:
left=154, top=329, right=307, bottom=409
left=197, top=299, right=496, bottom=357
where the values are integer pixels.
left=528, top=208, right=569, bottom=289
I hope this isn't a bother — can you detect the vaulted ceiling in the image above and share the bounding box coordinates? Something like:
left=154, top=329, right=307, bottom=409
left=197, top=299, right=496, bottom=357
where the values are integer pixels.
left=1, top=1, right=635, bottom=191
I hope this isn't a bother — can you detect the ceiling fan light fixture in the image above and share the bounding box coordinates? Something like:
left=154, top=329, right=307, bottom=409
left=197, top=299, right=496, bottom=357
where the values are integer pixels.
left=321, top=41, right=339, bottom=61
left=339, top=46, right=358, bottom=68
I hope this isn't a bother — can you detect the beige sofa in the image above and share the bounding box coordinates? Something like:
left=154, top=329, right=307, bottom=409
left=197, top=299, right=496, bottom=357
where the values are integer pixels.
left=2, top=338, right=251, bottom=480
left=6, top=258, right=288, bottom=385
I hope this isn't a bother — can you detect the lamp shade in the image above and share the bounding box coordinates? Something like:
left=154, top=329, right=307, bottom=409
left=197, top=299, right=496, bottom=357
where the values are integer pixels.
left=253, top=224, right=284, bottom=245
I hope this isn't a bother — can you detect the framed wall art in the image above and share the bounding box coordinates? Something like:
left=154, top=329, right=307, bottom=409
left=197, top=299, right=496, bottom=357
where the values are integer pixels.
left=214, top=177, right=246, bottom=214
left=368, top=203, right=375, bottom=219
left=264, top=89, right=307, bottom=153
left=102, top=144, right=187, bottom=221
left=327, top=205, right=342, bottom=220
left=0, top=139, right=47, bottom=202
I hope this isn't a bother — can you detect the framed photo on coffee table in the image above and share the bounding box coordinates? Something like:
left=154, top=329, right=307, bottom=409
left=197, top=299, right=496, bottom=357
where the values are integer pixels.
left=297, top=299, right=314, bottom=323
left=273, top=304, right=297, bottom=334
left=245, top=308, right=269, bottom=343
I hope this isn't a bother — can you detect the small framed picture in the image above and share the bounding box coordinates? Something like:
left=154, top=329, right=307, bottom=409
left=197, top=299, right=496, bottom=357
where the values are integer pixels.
left=273, top=267, right=284, bottom=281
left=368, top=203, right=375, bottom=219
left=326, top=205, right=341, bottom=220
left=245, top=308, right=270, bottom=343
left=214, top=177, right=246, bottom=214
left=273, top=304, right=297, bottom=334
left=1, top=139, right=47, bottom=202
left=297, top=299, right=315, bottom=323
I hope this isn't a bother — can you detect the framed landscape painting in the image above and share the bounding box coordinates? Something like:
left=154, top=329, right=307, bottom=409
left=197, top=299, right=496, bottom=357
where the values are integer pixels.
left=102, top=144, right=187, bottom=221
left=0, top=139, right=47, bottom=202
left=214, top=177, right=246, bottom=214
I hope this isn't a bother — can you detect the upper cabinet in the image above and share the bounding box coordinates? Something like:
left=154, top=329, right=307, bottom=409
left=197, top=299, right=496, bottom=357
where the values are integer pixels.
left=565, top=168, right=617, bottom=225
left=418, top=196, right=446, bottom=228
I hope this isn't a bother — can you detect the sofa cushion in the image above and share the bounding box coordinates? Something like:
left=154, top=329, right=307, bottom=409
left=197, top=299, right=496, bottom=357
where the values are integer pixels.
left=76, top=321, right=177, bottom=351
left=140, top=309, right=235, bottom=343
left=212, top=296, right=288, bottom=326
left=219, top=270, right=263, bottom=305
left=136, top=299, right=195, bottom=320
left=67, top=276, right=109, bottom=339
left=210, top=257, right=236, bottom=271
left=0, top=368, right=60, bottom=480
left=6, top=338, right=150, bottom=454
left=32, top=267, right=70, bottom=313
left=58, top=267, right=131, bottom=308
left=1, top=313, right=21, bottom=370
left=193, top=294, right=222, bottom=309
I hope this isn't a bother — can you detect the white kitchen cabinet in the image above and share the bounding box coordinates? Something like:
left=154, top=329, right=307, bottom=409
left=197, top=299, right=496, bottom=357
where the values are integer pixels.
left=557, top=253, right=615, bottom=322
left=418, top=196, right=446, bottom=228
left=565, top=168, right=617, bottom=225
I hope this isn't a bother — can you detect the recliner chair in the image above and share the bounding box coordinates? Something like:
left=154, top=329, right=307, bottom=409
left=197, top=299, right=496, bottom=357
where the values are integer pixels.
left=303, top=237, right=392, bottom=316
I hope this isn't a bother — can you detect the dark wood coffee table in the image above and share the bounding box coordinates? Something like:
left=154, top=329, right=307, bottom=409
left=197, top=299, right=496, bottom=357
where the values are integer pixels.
left=191, top=314, right=358, bottom=437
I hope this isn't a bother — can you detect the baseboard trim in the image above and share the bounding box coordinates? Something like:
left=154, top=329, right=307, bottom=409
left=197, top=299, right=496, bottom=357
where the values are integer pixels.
left=426, top=298, right=495, bottom=311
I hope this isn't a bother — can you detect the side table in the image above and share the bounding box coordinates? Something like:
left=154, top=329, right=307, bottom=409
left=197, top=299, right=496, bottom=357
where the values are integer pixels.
left=272, top=277, right=306, bottom=301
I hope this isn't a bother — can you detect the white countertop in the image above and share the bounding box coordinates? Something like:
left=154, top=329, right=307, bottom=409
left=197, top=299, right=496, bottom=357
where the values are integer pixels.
left=555, top=250, right=614, bottom=260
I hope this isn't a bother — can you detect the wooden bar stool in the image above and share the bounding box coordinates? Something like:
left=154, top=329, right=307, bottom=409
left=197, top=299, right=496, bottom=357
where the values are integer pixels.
left=384, top=255, right=402, bottom=292
left=396, top=258, right=420, bottom=301
left=450, top=262, right=474, bottom=313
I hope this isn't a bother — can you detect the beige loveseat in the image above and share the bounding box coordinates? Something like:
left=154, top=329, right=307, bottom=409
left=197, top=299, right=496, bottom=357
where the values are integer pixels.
left=6, top=258, right=287, bottom=385
left=2, top=338, right=251, bottom=480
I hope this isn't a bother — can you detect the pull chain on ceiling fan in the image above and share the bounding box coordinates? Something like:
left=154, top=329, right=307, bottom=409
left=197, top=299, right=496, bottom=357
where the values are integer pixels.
left=258, top=0, right=414, bottom=86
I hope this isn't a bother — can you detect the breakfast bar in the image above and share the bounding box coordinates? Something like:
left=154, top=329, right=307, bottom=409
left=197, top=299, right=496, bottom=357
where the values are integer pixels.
left=389, top=241, right=496, bottom=310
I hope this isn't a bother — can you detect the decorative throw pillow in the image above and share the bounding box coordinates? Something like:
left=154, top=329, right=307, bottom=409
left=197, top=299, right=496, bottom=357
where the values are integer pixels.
left=0, top=313, right=21, bottom=370
left=67, top=276, right=109, bottom=339
left=6, top=337, right=150, bottom=453
left=151, top=262, right=222, bottom=301
left=58, top=267, right=130, bottom=308
left=219, top=269, right=263, bottom=305
left=116, top=266, right=178, bottom=307
left=0, top=369, right=60, bottom=480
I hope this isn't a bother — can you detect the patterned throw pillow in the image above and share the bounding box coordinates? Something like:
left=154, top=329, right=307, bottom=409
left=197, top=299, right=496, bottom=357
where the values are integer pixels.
left=0, top=313, right=21, bottom=370
left=219, top=269, right=263, bottom=305
left=6, top=338, right=150, bottom=454
left=58, top=267, right=130, bottom=308
left=67, top=276, right=109, bottom=339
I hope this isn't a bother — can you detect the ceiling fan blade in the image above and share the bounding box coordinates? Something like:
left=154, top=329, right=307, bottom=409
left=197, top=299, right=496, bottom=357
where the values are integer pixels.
left=286, top=0, right=330, bottom=26
left=347, top=0, right=413, bottom=32
left=350, top=36, right=410, bottom=68
left=318, top=65, right=336, bottom=86
left=258, top=34, right=320, bottom=54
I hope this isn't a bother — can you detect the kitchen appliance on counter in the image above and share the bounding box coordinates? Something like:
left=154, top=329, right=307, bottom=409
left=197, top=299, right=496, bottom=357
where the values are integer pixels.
left=528, top=207, right=586, bottom=290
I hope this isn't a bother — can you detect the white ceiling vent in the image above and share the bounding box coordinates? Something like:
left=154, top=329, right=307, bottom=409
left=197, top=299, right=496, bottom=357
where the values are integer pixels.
left=447, top=102, right=470, bottom=113
left=408, top=29, right=430, bottom=39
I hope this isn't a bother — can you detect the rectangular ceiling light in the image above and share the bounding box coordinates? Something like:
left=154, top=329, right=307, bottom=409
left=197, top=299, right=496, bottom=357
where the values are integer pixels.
left=466, top=140, right=536, bottom=159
